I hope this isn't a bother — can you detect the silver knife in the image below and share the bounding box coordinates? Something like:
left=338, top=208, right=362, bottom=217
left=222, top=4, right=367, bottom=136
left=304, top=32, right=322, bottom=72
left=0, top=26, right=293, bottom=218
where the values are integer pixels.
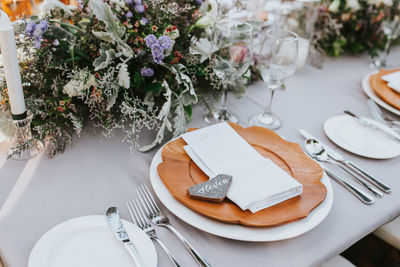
left=344, top=110, right=400, bottom=143
left=299, top=129, right=391, bottom=194
left=106, top=207, right=145, bottom=267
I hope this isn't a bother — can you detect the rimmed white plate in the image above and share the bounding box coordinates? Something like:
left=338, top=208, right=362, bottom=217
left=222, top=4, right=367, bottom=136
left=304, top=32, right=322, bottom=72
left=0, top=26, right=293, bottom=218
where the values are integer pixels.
left=324, top=115, right=400, bottom=159
left=362, top=72, right=400, bottom=116
left=149, top=142, right=333, bottom=242
left=28, top=216, right=157, bottom=267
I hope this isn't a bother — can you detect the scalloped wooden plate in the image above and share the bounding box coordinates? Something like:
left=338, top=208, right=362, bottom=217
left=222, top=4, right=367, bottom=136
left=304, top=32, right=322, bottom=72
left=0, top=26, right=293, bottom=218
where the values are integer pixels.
left=157, top=123, right=326, bottom=227
left=370, top=69, right=400, bottom=111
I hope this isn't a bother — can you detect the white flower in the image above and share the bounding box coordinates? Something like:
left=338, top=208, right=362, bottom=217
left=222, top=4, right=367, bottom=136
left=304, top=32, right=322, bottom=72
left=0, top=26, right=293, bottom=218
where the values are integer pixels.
left=346, top=0, right=361, bottom=11
left=118, top=63, right=130, bottom=89
left=62, top=79, right=86, bottom=97
left=196, top=16, right=213, bottom=28
left=164, top=27, right=180, bottom=40
left=109, top=0, right=126, bottom=11
left=190, top=37, right=217, bottom=63
left=383, top=0, right=393, bottom=6
left=329, top=0, right=341, bottom=13
left=39, top=0, right=76, bottom=16
left=86, top=74, right=97, bottom=88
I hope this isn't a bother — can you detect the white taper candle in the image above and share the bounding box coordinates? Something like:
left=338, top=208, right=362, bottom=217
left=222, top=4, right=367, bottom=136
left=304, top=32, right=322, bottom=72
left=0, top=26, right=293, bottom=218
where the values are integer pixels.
left=0, top=10, right=27, bottom=118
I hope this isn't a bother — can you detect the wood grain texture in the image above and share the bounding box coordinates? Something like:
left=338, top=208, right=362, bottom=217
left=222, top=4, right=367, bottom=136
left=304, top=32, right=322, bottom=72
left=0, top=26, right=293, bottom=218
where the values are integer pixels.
left=157, top=123, right=326, bottom=227
left=370, top=69, right=400, bottom=111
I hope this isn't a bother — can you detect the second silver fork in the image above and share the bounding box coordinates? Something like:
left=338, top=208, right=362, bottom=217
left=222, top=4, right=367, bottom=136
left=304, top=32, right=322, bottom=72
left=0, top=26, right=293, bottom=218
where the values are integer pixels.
left=137, top=184, right=211, bottom=267
left=127, top=200, right=181, bottom=267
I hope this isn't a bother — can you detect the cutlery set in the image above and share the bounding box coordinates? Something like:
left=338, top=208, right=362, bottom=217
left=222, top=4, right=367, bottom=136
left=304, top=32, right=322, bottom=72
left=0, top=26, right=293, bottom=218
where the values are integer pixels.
left=300, top=101, right=399, bottom=204
left=107, top=185, right=211, bottom=267
left=367, top=99, right=400, bottom=131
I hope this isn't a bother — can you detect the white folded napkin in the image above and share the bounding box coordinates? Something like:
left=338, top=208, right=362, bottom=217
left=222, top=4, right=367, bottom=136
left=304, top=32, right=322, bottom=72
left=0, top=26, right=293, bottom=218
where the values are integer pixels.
left=181, top=123, right=303, bottom=213
left=381, top=71, right=400, bottom=93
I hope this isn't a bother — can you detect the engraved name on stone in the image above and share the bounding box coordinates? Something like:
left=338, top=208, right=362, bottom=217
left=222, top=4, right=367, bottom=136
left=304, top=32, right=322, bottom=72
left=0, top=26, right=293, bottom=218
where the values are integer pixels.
left=188, top=174, right=233, bottom=202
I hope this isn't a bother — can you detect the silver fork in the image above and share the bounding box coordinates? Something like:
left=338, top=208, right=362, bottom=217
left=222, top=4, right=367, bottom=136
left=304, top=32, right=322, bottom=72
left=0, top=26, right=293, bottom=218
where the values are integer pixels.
left=137, top=185, right=211, bottom=267
left=127, top=199, right=181, bottom=267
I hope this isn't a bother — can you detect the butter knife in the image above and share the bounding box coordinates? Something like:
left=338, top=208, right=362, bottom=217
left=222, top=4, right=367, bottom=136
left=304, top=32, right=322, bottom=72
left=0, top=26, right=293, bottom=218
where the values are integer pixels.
left=344, top=110, right=400, bottom=143
left=299, top=129, right=391, bottom=194
left=106, top=207, right=144, bottom=267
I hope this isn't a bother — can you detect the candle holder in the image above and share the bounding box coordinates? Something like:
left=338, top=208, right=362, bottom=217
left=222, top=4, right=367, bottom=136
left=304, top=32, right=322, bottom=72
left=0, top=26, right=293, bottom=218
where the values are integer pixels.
left=8, top=111, right=44, bottom=160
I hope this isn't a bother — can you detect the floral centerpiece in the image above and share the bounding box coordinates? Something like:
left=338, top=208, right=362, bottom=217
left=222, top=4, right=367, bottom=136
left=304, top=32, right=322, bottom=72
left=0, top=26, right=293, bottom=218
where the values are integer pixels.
left=0, top=0, right=228, bottom=156
left=315, top=0, right=394, bottom=57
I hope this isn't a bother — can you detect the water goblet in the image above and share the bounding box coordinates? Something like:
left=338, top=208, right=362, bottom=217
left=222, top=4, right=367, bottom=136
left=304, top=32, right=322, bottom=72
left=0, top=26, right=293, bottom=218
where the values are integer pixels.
left=205, top=19, right=253, bottom=124
left=248, top=29, right=298, bottom=130
left=370, top=0, right=400, bottom=69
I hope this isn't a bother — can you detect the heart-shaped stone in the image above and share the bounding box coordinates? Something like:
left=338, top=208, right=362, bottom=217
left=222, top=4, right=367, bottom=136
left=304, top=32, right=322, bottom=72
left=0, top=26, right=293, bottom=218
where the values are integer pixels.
left=188, top=174, right=232, bottom=202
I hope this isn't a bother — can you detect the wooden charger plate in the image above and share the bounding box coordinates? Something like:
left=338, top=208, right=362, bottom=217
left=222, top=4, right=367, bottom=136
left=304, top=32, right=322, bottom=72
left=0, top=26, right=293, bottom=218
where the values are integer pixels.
left=370, top=69, right=400, bottom=111
left=157, top=123, right=327, bottom=227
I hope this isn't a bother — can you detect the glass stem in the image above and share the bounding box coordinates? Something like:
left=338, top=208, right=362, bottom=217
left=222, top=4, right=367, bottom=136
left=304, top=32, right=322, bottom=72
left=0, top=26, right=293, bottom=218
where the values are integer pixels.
left=264, top=84, right=279, bottom=115
left=382, top=37, right=392, bottom=63
left=219, top=82, right=229, bottom=116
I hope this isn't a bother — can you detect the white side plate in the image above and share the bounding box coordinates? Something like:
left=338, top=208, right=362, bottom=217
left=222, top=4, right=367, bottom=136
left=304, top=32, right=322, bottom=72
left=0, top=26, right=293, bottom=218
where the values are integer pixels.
left=324, top=115, right=400, bottom=159
left=149, top=142, right=333, bottom=242
left=28, top=216, right=157, bottom=267
left=362, top=72, right=400, bottom=116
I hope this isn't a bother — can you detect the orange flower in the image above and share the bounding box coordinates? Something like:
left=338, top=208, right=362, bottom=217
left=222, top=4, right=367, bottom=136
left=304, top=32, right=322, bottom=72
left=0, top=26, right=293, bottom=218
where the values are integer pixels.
left=152, top=25, right=158, bottom=31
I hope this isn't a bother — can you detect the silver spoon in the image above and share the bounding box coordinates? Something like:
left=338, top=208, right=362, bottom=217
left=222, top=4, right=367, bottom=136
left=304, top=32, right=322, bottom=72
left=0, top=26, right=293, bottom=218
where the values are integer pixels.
left=304, top=139, right=383, bottom=198
left=304, top=139, right=375, bottom=205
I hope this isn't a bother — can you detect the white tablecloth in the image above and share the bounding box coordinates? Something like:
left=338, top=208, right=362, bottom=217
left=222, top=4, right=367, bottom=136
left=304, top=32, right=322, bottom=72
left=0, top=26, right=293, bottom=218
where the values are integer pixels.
left=0, top=51, right=399, bottom=267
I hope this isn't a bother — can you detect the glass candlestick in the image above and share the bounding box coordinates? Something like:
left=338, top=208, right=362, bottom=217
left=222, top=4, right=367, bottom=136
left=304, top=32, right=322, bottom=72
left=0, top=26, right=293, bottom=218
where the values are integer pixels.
left=8, top=111, right=44, bottom=160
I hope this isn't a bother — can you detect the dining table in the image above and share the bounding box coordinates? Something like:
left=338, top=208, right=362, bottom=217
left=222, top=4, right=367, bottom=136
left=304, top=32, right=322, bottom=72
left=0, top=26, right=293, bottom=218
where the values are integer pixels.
left=0, top=49, right=399, bottom=267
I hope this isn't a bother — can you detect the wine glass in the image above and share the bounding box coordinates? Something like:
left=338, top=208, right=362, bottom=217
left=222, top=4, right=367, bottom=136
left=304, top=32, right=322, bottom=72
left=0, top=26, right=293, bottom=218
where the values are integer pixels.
left=205, top=19, right=253, bottom=124
left=248, top=29, right=298, bottom=130
left=370, top=0, right=400, bottom=69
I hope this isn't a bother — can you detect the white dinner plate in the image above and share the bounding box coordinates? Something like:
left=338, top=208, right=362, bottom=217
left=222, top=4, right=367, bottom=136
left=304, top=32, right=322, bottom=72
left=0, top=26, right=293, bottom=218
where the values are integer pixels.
left=28, top=216, right=157, bottom=267
left=149, top=142, right=333, bottom=242
left=324, top=115, right=400, bottom=159
left=362, top=72, right=400, bottom=116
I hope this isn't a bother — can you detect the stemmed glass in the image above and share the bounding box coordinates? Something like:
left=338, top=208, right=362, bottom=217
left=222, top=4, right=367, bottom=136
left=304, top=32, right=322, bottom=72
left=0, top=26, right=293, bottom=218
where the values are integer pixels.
left=205, top=20, right=253, bottom=124
left=248, top=29, right=298, bottom=130
left=370, top=0, right=400, bottom=69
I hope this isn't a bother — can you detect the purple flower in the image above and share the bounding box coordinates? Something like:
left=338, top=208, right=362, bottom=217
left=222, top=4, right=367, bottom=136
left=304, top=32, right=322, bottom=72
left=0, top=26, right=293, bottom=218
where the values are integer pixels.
left=125, top=0, right=133, bottom=4
left=140, top=17, right=148, bottom=25
left=134, top=0, right=142, bottom=4
left=37, top=20, right=49, bottom=32
left=134, top=4, right=145, bottom=13
left=25, top=21, right=36, bottom=37
left=126, top=11, right=133, bottom=19
left=34, top=39, right=41, bottom=49
left=144, top=34, right=157, bottom=48
left=157, top=36, right=172, bottom=50
left=196, top=0, right=203, bottom=4
left=151, top=44, right=164, bottom=64
left=137, top=49, right=146, bottom=57
left=141, top=67, right=154, bottom=77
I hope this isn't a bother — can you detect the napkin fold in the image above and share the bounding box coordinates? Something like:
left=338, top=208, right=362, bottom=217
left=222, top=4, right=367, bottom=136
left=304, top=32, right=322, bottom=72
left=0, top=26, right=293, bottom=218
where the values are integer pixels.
left=382, top=71, right=400, bottom=93
left=181, top=123, right=303, bottom=213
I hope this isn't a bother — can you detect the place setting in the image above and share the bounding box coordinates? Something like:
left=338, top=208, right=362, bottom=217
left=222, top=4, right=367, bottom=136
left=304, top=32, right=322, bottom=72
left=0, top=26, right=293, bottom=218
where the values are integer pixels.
left=1, top=0, right=400, bottom=266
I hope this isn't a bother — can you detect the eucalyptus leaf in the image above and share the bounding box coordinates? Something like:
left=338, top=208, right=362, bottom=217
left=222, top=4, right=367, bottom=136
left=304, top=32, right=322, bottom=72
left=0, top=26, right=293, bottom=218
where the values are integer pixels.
left=139, top=80, right=173, bottom=152
left=88, top=0, right=134, bottom=58
left=92, top=31, right=116, bottom=44
left=172, top=97, right=186, bottom=137
left=93, top=47, right=121, bottom=71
